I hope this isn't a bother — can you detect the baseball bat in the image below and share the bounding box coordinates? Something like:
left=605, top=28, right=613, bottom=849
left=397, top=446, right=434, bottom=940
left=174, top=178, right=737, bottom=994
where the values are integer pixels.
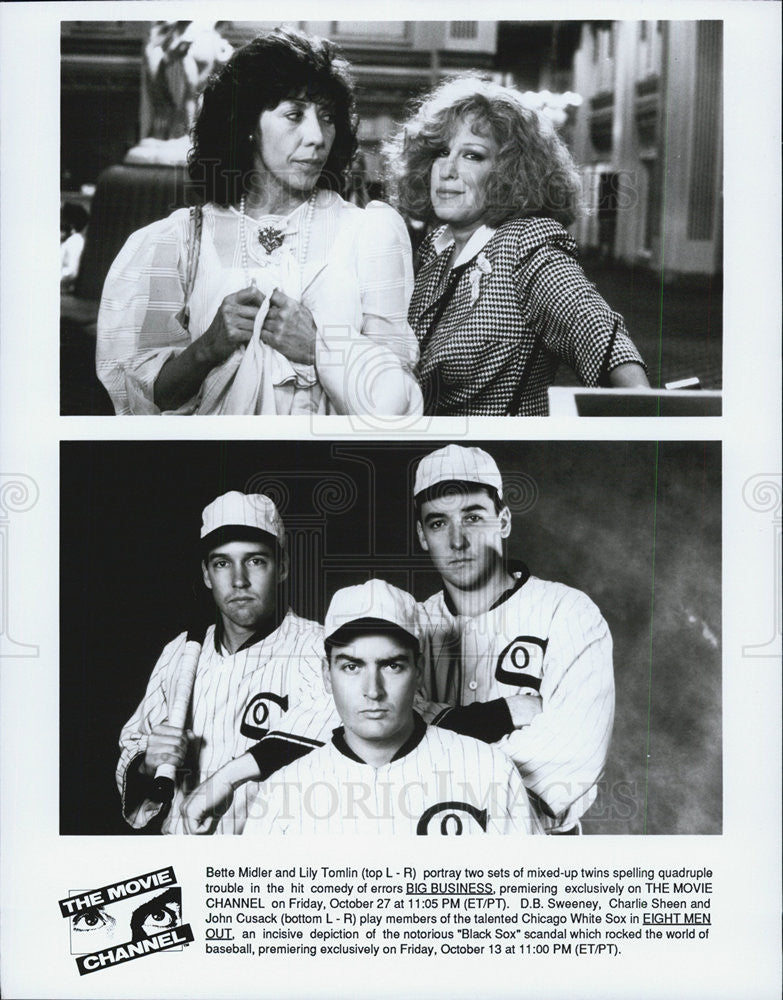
left=151, top=629, right=203, bottom=804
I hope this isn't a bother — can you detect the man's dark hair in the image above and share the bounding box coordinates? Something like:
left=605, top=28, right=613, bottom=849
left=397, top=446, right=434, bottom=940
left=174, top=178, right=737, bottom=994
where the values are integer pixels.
left=189, top=26, right=358, bottom=205
left=325, top=619, right=419, bottom=663
left=414, top=480, right=505, bottom=519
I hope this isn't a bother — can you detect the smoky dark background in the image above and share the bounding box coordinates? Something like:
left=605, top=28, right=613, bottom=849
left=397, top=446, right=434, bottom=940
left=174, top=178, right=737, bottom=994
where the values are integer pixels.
left=60, top=439, right=720, bottom=836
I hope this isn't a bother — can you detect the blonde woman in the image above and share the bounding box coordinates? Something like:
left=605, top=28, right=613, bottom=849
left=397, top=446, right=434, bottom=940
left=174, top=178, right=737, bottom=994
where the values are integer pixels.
left=386, top=77, right=648, bottom=416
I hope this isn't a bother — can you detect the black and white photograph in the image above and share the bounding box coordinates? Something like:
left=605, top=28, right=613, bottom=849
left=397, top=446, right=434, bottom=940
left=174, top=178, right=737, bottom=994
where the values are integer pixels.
left=60, top=439, right=721, bottom=838
left=61, top=19, right=722, bottom=418
left=1, top=2, right=781, bottom=998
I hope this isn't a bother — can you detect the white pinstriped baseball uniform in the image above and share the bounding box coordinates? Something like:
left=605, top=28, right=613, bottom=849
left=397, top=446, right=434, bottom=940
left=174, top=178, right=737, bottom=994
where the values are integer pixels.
left=417, top=566, right=614, bottom=832
left=244, top=715, right=540, bottom=835
left=117, top=610, right=324, bottom=834
left=240, top=685, right=516, bottom=780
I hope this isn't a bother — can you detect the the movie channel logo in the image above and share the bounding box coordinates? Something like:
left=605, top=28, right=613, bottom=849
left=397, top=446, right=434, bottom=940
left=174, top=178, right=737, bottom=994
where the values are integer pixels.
left=58, top=866, right=193, bottom=975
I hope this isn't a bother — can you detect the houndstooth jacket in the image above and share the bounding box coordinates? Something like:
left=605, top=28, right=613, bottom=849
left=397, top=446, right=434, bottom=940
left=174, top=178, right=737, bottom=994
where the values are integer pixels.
left=409, top=216, right=646, bottom=416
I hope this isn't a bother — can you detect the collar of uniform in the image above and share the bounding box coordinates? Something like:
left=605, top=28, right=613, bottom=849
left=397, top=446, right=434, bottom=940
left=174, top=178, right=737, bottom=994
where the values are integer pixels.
left=432, top=224, right=497, bottom=268
left=441, top=560, right=531, bottom=616
left=330, top=711, right=427, bottom=764
left=213, top=610, right=287, bottom=655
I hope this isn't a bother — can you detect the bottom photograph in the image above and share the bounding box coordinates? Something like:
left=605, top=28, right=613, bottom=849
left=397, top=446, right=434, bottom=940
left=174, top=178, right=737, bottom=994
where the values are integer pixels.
left=60, top=439, right=721, bottom=837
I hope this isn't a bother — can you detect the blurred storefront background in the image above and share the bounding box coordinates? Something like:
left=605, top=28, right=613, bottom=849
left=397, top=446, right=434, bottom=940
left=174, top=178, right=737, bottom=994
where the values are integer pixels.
left=61, top=20, right=723, bottom=412
left=62, top=19, right=722, bottom=283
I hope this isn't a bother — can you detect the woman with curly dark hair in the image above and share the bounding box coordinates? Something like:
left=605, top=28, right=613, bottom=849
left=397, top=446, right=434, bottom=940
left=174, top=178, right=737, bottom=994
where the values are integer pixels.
left=385, top=77, right=648, bottom=416
left=97, top=28, right=420, bottom=416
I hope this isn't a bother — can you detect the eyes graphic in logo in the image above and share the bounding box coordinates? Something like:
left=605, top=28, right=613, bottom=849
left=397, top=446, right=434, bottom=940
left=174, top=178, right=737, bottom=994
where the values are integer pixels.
left=495, top=635, right=548, bottom=690
left=240, top=692, right=289, bottom=739
left=416, top=801, right=488, bottom=835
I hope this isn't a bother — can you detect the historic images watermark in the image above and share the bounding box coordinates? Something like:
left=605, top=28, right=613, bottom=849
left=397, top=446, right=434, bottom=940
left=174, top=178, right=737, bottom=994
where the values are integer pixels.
left=0, top=473, right=39, bottom=659
left=741, top=474, right=782, bottom=659
left=59, top=866, right=193, bottom=975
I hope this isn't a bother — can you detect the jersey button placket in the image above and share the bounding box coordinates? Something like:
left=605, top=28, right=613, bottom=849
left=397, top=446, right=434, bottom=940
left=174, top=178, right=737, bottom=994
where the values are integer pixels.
left=463, top=620, right=478, bottom=701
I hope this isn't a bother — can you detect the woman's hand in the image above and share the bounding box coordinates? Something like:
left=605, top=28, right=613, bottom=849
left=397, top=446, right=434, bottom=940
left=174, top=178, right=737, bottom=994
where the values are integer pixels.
left=153, top=285, right=265, bottom=411
left=259, top=288, right=317, bottom=366
left=202, top=285, right=267, bottom=366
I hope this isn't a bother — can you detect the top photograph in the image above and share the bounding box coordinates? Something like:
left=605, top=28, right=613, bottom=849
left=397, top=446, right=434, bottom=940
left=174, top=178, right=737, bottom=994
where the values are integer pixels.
left=60, top=20, right=723, bottom=418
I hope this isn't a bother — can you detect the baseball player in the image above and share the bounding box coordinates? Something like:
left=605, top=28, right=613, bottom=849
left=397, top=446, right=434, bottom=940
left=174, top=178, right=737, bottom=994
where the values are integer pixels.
left=117, top=490, right=325, bottom=834
left=180, top=616, right=524, bottom=833
left=182, top=446, right=613, bottom=835
left=413, top=444, right=615, bottom=833
left=243, top=580, right=539, bottom=835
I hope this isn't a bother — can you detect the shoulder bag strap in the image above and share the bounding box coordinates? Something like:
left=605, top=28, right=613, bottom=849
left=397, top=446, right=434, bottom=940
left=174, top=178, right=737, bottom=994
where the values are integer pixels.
left=596, top=318, right=620, bottom=387
left=505, top=252, right=555, bottom=416
left=418, top=258, right=474, bottom=355
left=175, top=205, right=203, bottom=332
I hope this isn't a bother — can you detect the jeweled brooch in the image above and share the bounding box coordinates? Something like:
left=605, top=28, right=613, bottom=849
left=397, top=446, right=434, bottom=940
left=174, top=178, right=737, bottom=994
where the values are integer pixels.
left=257, top=226, right=285, bottom=254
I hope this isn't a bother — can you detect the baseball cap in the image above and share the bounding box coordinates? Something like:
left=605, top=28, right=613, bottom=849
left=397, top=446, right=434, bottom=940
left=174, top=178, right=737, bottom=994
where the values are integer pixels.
left=413, top=445, right=503, bottom=500
left=324, top=580, right=420, bottom=646
left=200, top=491, right=285, bottom=550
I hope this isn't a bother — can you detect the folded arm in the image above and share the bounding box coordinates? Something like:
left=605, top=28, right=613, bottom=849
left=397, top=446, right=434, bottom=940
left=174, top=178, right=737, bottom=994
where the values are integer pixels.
left=496, top=594, right=615, bottom=827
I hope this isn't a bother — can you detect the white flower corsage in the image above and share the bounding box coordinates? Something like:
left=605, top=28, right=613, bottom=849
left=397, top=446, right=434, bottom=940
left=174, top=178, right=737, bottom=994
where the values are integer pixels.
left=468, top=252, right=492, bottom=305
